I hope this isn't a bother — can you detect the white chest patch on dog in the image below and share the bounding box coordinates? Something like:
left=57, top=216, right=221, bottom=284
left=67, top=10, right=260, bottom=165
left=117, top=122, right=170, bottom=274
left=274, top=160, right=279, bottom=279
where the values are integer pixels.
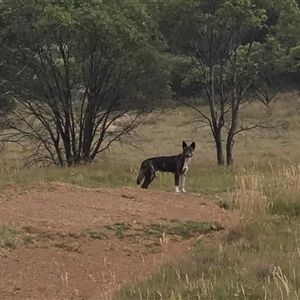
left=182, top=156, right=192, bottom=174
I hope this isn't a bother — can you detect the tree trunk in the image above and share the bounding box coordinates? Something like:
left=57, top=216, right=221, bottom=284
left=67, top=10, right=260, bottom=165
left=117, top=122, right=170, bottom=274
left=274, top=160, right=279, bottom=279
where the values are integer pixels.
left=213, top=130, right=225, bottom=165
left=226, top=134, right=234, bottom=166
left=227, top=67, right=238, bottom=166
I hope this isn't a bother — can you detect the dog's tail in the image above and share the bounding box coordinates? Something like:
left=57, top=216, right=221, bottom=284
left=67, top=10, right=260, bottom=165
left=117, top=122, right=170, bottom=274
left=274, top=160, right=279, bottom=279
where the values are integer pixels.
left=136, top=161, right=147, bottom=185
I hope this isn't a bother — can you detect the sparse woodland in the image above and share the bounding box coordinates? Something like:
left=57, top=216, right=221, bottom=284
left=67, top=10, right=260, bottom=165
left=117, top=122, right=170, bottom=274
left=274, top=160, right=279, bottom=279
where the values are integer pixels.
left=0, top=0, right=300, bottom=166
left=2, top=1, right=300, bottom=299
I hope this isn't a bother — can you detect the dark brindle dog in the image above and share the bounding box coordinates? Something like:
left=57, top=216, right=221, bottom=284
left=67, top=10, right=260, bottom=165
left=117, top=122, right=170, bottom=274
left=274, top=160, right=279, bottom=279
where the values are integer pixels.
left=136, top=141, right=195, bottom=192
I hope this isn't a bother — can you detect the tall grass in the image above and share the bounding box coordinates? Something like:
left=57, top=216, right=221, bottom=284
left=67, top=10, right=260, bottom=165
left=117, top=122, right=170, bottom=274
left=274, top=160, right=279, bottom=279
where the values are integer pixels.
left=115, top=163, right=300, bottom=300
left=228, top=163, right=300, bottom=217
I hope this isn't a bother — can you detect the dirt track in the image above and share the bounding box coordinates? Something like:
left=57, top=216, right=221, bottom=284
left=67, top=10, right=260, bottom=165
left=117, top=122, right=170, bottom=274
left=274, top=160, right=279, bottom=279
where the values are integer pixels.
left=0, top=183, right=236, bottom=300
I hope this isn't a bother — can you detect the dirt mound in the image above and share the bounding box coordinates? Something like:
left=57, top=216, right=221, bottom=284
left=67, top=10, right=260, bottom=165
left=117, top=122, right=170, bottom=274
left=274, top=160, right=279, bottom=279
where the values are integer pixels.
left=0, top=183, right=236, bottom=300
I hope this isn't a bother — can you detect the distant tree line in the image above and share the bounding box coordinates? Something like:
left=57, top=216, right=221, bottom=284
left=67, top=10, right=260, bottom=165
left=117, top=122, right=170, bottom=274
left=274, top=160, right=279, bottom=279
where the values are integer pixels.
left=0, top=0, right=300, bottom=166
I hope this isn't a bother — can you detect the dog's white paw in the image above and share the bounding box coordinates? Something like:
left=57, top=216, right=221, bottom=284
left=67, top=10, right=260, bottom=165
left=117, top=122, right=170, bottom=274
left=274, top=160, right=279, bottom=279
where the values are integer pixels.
left=181, top=188, right=186, bottom=193
left=175, top=186, right=180, bottom=193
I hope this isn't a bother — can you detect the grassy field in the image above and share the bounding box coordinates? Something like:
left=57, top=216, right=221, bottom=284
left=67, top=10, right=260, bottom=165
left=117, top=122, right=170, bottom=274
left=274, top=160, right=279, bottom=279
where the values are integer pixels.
left=2, top=91, right=300, bottom=299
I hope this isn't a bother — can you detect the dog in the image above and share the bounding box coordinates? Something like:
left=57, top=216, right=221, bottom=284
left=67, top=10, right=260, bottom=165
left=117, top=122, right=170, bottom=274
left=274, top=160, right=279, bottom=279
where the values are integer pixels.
left=136, top=141, right=195, bottom=192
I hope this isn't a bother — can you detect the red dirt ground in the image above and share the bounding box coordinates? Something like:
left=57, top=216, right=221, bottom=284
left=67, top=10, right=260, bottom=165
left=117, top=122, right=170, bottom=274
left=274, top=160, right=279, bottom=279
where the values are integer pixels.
left=0, top=183, right=237, bottom=300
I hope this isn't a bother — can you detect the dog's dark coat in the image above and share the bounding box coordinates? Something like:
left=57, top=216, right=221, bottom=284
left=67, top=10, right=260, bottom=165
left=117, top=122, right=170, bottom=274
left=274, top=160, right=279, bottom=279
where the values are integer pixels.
left=136, top=141, right=195, bottom=191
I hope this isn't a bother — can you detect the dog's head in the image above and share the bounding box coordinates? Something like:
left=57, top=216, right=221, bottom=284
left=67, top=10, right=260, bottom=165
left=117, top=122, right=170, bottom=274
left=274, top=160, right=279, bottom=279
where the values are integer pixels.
left=182, top=141, right=195, bottom=164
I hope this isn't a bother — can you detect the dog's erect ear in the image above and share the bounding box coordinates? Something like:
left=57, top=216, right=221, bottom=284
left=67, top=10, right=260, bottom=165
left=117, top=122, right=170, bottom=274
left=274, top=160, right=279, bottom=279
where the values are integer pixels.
left=182, top=141, right=188, bottom=150
left=190, top=142, right=196, bottom=150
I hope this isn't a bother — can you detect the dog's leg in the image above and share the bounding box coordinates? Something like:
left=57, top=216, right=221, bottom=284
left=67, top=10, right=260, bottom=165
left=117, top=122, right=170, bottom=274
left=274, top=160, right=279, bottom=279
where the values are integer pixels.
left=147, top=169, right=156, bottom=188
left=179, top=174, right=186, bottom=192
left=141, top=167, right=155, bottom=189
left=141, top=171, right=151, bottom=189
left=179, top=175, right=183, bottom=191
left=174, top=172, right=180, bottom=193
left=141, top=180, right=149, bottom=189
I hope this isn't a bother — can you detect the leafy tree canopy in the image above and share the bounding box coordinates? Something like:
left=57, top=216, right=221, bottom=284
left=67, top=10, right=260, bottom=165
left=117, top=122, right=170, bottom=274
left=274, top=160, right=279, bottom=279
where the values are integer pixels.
left=0, top=0, right=171, bottom=166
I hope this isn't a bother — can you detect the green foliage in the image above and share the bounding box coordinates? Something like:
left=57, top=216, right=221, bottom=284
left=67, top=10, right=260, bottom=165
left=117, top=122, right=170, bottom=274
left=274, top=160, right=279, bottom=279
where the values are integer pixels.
left=288, top=45, right=300, bottom=72
left=0, top=0, right=169, bottom=105
left=164, top=0, right=291, bottom=91
left=270, top=199, right=300, bottom=218
left=273, top=0, right=300, bottom=48
left=0, top=0, right=171, bottom=166
left=154, top=0, right=300, bottom=166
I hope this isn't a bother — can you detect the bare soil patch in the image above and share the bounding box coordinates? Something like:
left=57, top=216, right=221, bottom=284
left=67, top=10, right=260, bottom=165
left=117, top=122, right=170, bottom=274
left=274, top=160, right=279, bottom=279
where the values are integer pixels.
left=0, top=183, right=237, bottom=300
